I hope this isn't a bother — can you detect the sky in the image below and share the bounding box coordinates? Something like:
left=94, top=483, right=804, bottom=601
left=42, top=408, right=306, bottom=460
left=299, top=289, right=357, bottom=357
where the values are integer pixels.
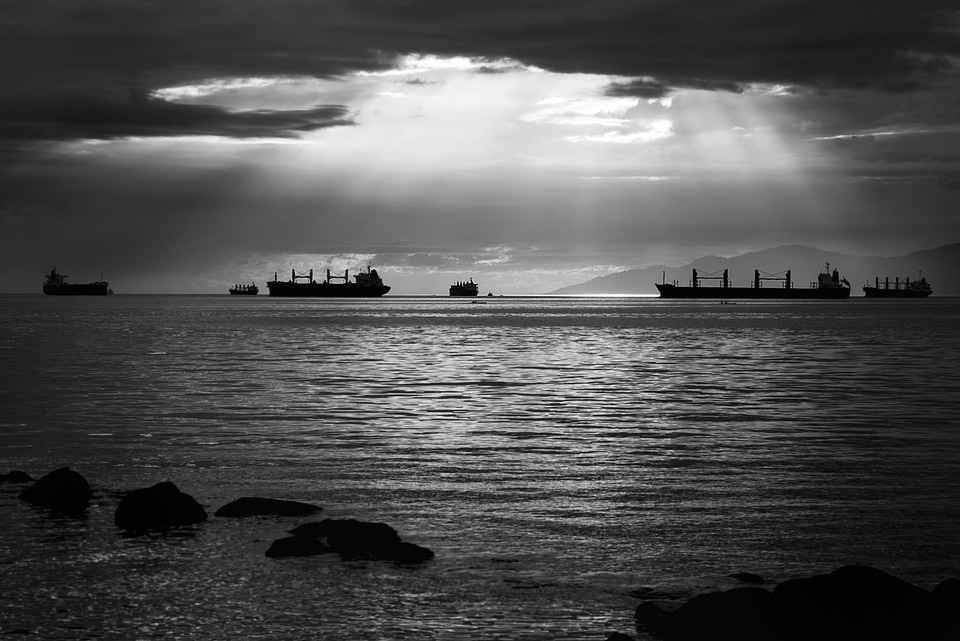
left=2, top=1, right=959, bottom=294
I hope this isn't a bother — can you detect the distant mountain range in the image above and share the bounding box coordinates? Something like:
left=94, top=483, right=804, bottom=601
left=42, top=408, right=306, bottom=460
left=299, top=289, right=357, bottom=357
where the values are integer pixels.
left=549, top=243, right=960, bottom=297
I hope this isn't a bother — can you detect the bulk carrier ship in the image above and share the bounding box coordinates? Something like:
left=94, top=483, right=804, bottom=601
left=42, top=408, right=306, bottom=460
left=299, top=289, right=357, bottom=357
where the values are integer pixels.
left=449, top=278, right=479, bottom=297
left=266, top=266, right=390, bottom=297
left=863, top=274, right=932, bottom=298
left=655, top=263, right=851, bottom=299
left=42, top=267, right=111, bottom=295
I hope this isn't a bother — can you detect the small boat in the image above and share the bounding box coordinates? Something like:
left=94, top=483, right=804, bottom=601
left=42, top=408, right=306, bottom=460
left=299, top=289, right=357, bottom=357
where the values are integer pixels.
left=449, top=278, right=479, bottom=297
left=229, top=283, right=259, bottom=295
left=863, top=274, right=932, bottom=298
left=655, top=263, right=851, bottom=299
left=43, top=267, right=110, bottom=295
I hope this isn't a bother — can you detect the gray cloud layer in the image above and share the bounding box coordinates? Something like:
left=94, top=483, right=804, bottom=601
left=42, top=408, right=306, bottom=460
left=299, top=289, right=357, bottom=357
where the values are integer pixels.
left=2, top=1, right=958, bottom=144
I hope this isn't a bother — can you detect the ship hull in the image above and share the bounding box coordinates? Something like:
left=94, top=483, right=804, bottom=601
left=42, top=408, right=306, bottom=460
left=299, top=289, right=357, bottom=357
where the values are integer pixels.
left=43, top=283, right=110, bottom=296
left=863, top=287, right=931, bottom=298
left=655, top=284, right=850, bottom=299
left=449, top=288, right=479, bottom=297
left=266, top=283, right=390, bottom=297
left=228, top=289, right=258, bottom=296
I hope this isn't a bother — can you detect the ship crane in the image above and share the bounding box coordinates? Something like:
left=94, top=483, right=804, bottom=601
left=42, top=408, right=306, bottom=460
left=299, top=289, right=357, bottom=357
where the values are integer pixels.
left=754, top=269, right=792, bottom=289
left=325, top=269, right=349, bottom=284
left=690, top=268, right=729, bottom=288
left=284, top=269, right=316, bottom=284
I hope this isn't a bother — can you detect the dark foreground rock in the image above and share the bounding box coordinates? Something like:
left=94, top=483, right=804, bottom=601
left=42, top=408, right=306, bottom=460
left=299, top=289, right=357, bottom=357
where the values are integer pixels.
left=19, top=467, right=92, bottom=513
left=1, top=470, right=34, bottom=484
left=268, top=518, right=434, bottom=562
left=114, top=481, right=207, bottom=532
left=635, top=564, right=959, bottom=641
left=773, top=564, right=931, bottom=640
left=641, top=587, right=776, bottom=641
left=215, top=497, right=322, bottom=518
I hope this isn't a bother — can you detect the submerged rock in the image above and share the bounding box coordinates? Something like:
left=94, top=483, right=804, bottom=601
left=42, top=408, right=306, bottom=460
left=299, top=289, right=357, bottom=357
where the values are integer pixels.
left=728, top=572, right=766, bottom=584
left=1, top=470, right=34, bottom=484
left=19, top=467, right=92, bottom=514
left=215, top=497, right=322, bottom=518
left=265, top=535, right=334, bottom=558
left=114, top=481, right=207, bottom=532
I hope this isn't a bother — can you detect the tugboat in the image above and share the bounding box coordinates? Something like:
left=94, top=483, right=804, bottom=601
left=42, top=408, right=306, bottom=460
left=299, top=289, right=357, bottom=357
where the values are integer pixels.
left=655, top=263, right=851, bottom=299
left=266, top=266, right=390, bottom=297
left=863, top=273, right=932, bottom=298
left=42, top=267, right=110, bottom=295
left=228, top=282, right=259, bottom=295
left=449, top=278, right=479, bottom=297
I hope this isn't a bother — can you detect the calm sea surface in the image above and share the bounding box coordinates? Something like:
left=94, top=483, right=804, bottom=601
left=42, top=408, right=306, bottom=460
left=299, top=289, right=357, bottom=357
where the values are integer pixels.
left=2, top=295, right=959, bottom=640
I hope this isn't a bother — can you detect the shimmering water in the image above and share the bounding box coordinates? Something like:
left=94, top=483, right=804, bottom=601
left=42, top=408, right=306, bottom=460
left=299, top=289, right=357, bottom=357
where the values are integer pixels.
left=2, top=295, right=959, bottom=640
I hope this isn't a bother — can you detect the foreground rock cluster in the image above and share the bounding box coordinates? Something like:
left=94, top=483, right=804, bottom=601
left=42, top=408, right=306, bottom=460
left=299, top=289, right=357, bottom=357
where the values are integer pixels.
left=7, top=468, right=957, bottom=640
left=6, top=467, right=433, bottom=564
left=628, top=564, right=959, bottom=641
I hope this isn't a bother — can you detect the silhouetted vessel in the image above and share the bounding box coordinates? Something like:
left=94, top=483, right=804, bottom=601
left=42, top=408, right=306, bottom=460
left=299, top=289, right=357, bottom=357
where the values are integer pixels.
left=266, top=266, right=390, bottom=297
left=42, top=267, right=110, bottom=295
left=655, top=263, right=851, bottom=299
left=229, top=283, right=259, bottom=295
left=863, top=274, right=932, bottom=298
left=449, top=278, right=479, bottom=297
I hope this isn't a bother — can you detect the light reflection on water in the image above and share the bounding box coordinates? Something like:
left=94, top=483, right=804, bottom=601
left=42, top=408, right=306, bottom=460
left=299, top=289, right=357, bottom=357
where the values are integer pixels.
left=2, top=295, right=960, bottom=639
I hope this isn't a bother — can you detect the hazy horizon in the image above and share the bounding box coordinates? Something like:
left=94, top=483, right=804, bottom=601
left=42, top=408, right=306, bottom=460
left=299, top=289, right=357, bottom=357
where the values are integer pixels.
left=2, top=2, right=959, bottom=294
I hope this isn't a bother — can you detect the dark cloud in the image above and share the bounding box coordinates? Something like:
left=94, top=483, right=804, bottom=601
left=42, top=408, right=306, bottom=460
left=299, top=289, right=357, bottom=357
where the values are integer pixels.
left=2, top=1, right=957, bottom=144
left=606, top=78, right=744, bottom=99
left=0, top=89, right=353, bottom=142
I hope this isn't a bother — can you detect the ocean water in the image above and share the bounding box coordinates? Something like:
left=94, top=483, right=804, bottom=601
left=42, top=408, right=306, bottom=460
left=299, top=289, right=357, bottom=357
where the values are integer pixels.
left=1, top=294, right=959, bottom=640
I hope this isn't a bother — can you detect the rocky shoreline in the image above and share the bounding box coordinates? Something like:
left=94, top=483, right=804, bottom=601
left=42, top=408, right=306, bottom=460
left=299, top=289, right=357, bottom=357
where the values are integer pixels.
left=6, top=467, right=958, bottom=640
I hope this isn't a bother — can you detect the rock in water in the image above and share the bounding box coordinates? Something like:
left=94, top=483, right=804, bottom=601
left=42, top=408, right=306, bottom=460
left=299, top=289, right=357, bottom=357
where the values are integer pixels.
left=19, top=467, right=92, bottom=514
left=275, top=518, right=435, bottom=562
left=214, top=497, right=322, bottom=517
left=264, top=535, right=334, bottom=558
left=114, top=481, right=207, bottom=531
left=1, top=470, right=34, bottom=484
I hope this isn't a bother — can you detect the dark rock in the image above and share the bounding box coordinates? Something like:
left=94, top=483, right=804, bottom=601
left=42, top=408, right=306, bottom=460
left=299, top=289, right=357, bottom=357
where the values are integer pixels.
left=1, top=470, right=34, bottom=484
left=923, top=578, right=960, bottom=640
left=214, top=497, right=322, bottom=518
left=634, top=600, right=672, bottom=632
left=728, top=572, right=766, bottom=584
left=773, top=564, right=933, bottom=641
left=375, top=540, right=435, bottom=563
left=656, top=587, right=776, bottom=641
left=291, top=518, right=400, bottom=545
left=264, top=535, right=333, bottom=558
left=114, top=481, right=207, bottom=532
left=636, top=566, right=953, bottom=641
left=284, top=518, right=434, bottom=563
left=18, top=467, right=92, bottom=513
